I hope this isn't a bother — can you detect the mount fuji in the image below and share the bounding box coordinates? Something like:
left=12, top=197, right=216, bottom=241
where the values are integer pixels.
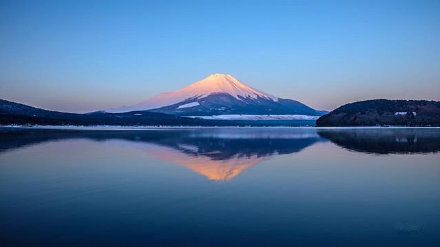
left=109, top=74, right=326, bottom=119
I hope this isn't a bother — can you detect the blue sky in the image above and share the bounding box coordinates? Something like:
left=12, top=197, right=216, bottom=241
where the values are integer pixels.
left=1, top=0, right=439, bottom=112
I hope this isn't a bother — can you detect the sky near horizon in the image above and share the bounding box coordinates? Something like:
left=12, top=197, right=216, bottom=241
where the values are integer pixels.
left=1, top=0, right=439, bottom=113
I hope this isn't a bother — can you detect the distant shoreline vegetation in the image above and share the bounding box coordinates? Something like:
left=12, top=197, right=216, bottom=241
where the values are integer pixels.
left=1, top=99, right=439, bottom=127
left=0, top=99, right=316, bottom=127
left=316, top=99, right=440, bottom=127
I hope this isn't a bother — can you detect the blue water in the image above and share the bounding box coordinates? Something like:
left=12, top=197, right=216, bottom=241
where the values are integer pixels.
left=0, top=127, right=439, bottom=246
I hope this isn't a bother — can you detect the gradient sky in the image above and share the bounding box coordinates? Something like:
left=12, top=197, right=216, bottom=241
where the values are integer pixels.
left=1, top=0, right=439, bottom=112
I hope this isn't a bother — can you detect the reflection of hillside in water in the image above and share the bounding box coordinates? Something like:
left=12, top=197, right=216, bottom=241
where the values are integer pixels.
left=318, top=128, right=440, bottom=154
left=0, top=128, right=324, bottom=181
left=3, top=127, right=438, bottom=180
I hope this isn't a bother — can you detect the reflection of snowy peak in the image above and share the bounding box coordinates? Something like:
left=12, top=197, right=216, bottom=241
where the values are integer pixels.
left=110, top=73, right=324, bottom=116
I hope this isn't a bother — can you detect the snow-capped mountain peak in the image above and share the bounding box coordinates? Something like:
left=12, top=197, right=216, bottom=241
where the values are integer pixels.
left=110, top=73, right=278, bottom=112
left=182, top=73, right=277, bottom=101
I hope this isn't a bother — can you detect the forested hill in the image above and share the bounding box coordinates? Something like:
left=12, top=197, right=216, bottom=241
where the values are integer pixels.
left=0, top=99, right=201, bottom=126
left=316, top=99, right=440, bottom=127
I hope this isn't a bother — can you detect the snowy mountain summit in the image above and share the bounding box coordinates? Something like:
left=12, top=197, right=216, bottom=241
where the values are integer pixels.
left=110, top=73, right=325, bottom=118
left=184, top=73, right=278, bottom=101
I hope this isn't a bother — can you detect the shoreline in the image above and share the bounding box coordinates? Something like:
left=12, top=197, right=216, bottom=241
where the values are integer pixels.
left=1, top=125, right=440, bottom=131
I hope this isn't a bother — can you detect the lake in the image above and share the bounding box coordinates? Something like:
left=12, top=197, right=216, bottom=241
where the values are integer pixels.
left=1, top=127, right=439, bottom=246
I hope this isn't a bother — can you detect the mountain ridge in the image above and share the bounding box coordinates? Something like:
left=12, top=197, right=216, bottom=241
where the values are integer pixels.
left=0, top=99, right=317, bottom=126
left=109, top=73, right=324, bottom=116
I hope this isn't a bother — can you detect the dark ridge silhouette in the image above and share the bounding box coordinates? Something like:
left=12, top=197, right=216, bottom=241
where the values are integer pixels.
left=317, top=99, right=440, bottom=126
left=0, top=99, right=316, bottom=127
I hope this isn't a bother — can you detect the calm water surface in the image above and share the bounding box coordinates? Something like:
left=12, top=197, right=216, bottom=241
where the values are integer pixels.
left=0, top=127, right=439, bottom=246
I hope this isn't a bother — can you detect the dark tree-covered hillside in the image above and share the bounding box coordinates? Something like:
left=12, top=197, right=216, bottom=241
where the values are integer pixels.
left=316, top=100, right=440, bottom=126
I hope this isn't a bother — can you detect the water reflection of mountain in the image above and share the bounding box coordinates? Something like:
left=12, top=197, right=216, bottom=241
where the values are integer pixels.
left=143, top=129, right=324, bottom=180
left=0, top=128, right=324, bottom=180
left=318, top=128, right=440, bottom=154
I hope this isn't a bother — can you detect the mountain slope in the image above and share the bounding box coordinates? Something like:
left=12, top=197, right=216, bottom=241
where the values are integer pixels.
left=0, top=99, right=317, bottom=126
left=316, top=99, right=440, bottom=126
left=0, top=99, right=199, bottom=126
left=109, top=74, right=325, bottom=116
left=150, top=92, right=322, bottom=116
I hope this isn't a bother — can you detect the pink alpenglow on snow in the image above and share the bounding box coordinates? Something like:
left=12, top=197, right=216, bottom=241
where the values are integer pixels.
left=109, top=73, right=277, bottom=112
